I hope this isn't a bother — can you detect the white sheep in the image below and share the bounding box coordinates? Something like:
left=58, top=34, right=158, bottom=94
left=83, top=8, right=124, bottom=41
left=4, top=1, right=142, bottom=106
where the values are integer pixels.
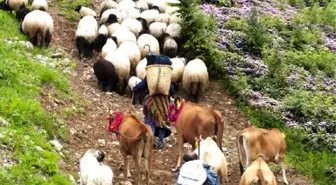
left=105, top=50, right=131, bottom=94
left=100, top=8, right=122, bottom=25
left=101, top=37, right=117, bottom=58
left=99, top=0, right=118, bottom=17
left=112, top=27, right=137, bottom=46
left=155, top=13, right=170, bottom=24
left=135, top=0, right=148, bottom=12
left=75, top=15, right=98, bottom=58
left=152, top=0, right=167, bottom=13
left=137, top=33, right=160, bottom=58
left=121, top=18, right=143, bottom=38
left=116, top=0, right=135, bottom=12
left=79, top=149, right=113, bottom=185
left=120, top=8, right=141, bottom=21
left=128, top=76, right=142, bottom=91
left=166, top=22, right=181, bottom=40
left=32, top=0, right=48, bottom=11
left=140, top=9, right=160, bottom=27
left=182, top=58, right=209, bottom=102
left=75, top=6, right=97, bottom=18
left=118, top=41, right=141, bottom=71
left=136, top=58, right=147, bottom=80
left=171, top=57, right=186, bottom=84
left=149, top=21, right=167, bottom=39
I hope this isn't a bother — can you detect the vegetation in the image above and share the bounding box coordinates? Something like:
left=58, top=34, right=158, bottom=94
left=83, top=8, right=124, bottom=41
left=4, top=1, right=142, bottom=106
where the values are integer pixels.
left=58, top=0, right=94, bottom=21
left=0, top=11, right=74, bottom=184
left=175, top=0, right=336, bottom=184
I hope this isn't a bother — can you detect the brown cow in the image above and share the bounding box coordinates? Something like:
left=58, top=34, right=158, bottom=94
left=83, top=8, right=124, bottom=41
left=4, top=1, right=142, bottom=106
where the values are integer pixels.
left=237, top=127, right=288, bottom=185
left=108, top=111, right=153, bottom=185
left=172, top=102, right=224, bottom=171
left=239, top=156, right=277, bottom=185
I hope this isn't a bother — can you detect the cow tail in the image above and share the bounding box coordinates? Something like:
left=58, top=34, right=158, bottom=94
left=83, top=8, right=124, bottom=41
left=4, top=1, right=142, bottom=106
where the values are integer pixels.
left=256, top=157, right=265, bottom=184
left=119, top=124, right=148, bottom=142
left=237, top=133, right=248, bottom=176
left=142, top=125, right=153, bottom=158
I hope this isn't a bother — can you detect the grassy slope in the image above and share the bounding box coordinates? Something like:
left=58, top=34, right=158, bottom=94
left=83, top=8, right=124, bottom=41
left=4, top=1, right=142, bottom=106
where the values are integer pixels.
left=0, top=11, right=72, bottom=184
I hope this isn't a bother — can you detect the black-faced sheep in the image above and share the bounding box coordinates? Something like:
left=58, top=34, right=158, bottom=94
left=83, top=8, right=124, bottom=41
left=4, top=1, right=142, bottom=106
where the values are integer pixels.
left=0, top=0, right=28, bottom=13
left=75, top=5, right=97, bottom=19
left=93, top=24, right=108, bottom=52
left=137, top=33, right=160, bottom=58
left=79, top=149, right=113, bottom=185
left=159, top=33, right=178, bottom=58
left=99, top=0, right=117, bottom=17
left=171, top=57, right=186, bottom=91
left=100, top=8, right=121, bottom=25
left=15, top=7, right=30, bottom=22
left=182, top=58, right=209, bottom=102
left=75, top=15, right=98, bottom=59
left=112, top=26, right=137, bottom=46
left=117, top=41, right=141, bottom=74
left=101, top=36, right=117, bottom=58
left=20, top=10, right=54, bottom=47
left=128, top=76, right=145, bottom=105
left=136, top=58, right=147, bottom=80
left=148, top=21, right=167, bottom=39
left=135, top=0, right=148, bottom=12
left=139, top=8, right=159, bottom=27
left=93, top=58, right=118, bottom=92
left=32, top=0, right=48, bottom=11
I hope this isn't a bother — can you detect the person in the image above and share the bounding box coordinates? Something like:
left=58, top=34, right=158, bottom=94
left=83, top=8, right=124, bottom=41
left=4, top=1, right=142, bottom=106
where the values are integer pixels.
left=168, top=97, right=185, bottom=126
left=132, top=55, right=175, bottom=149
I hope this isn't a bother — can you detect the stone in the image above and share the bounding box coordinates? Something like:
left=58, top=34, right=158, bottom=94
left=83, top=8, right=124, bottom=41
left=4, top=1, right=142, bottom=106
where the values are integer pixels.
left=48, top=62, right=56, bottom=68
left=68, top=175, right=77, bottom=185
left=49, top=139, right=63, bottom=152
left=51, top=53, right=63, bottom=59
left=98, top=139, right=105, bottom=147
left=25, top=42, right=34, bottom=50
left=61, top=58, right=71, bottom=65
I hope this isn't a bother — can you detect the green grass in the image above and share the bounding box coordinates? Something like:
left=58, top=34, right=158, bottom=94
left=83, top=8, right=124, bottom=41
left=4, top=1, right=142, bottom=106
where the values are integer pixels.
left=0, top=10, right=73, bottom=185
left=57, top=0, right=95, bottom=21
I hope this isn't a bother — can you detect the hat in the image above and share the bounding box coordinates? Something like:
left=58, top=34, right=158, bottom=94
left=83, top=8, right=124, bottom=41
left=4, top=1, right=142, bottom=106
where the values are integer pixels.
left=177, top=160, right=207, bottom=185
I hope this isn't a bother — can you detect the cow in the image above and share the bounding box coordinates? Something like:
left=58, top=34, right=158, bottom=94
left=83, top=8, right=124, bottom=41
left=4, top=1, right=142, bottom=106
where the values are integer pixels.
left=237, top=127, right=288, bottom=185
left=107, top=111, right=154, bottom=185
left=239, top=155, right=277, bottom=185
left=171, top=101, right=224, bottom=171
left=194, top=136, right=228, bottom=184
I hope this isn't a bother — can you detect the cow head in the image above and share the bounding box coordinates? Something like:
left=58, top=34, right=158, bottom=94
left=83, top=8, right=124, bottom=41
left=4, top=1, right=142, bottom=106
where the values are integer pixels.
left=107, top=110, right=123, bottom=132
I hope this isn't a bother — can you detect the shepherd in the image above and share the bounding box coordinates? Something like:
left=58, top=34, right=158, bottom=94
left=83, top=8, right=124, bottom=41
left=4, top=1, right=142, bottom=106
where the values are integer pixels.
left=133, top=45, right=176, bottom=149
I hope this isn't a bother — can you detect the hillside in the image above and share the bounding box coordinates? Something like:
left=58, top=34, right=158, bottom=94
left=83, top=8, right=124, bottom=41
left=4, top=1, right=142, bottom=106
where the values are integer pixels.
left=0, top=0, right=335, bottom=185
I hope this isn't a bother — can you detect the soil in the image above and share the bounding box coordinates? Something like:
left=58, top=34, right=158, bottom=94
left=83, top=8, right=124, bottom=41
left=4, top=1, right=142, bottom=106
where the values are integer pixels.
left=43, top=1, right=313, bottom=184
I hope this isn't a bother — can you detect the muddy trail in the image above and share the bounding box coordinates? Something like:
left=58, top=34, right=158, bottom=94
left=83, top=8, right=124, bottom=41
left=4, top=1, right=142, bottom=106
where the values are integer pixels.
left=44, top=1, right=312, bottom=184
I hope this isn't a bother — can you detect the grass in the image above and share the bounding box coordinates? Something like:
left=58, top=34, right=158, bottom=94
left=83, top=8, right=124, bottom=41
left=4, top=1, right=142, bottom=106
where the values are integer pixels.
left=57, top=0, right=95, bottom=21
left=0, top=10, right=74, bottom=185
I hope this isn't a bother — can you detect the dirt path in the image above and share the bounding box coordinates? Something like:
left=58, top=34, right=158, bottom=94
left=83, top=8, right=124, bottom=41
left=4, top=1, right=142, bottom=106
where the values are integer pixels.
left=45, top=1, right=312, bottom=185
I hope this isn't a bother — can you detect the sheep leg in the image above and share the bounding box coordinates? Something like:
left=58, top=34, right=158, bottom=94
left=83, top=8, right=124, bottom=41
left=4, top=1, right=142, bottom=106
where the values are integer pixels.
left=281, top=160, right=289, bottom=185
left=172, top=134, right=184, bottom=172
left=45, top=29, right=52, bottom=47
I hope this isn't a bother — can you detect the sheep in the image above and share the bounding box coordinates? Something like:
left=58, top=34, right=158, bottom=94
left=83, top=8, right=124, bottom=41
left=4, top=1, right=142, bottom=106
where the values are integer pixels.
left=107, top=22, right=128, bottom=36
left=182, top=58, right=209, bottom=102
left=135, top=0, right=148, bottom=12
left=169, top=12, right=182, bottom=24
left=99, top=0, right=117, bottom=17
left=152, top=0, right=167, bottom=13
left=139, top=9, right=159, bottom=27
left=101, top=37, right=118, bottom=58
left=75, top=5, right=97, bottom=19
left=104, top=50, right=131, bottom=94
left=112, top=27, right=137, bottom=46
left=75, top=15, right=98, bottom=59
left=143, top=0, right=154, bottom=7
left=93, top=58, right=118, bottom=92
left=94, top=24, right=109, bottom=52
left=170, top=57, right=186, bottom=91
left=137, top=33, right=160, bottom=58
left=194, top=137, right=228, bottom=184
left=155, top=13, right=170, bottom=24
left=31, top=0, right=48, bottom=11
left=149, top=22, right=167, bottom=39
left=128, top=76, right=144, bottom=105
left=120, top=8, right=141, bottom=22
left=165, top=6, right=179, bottom=14
left=136, top=17, right=149, bottom=31
left=20, top=10, right=53, bottom=47
left=0, top=0, right=28, bottom=12
left=100, top=8, right=122, bottom=25
left=117, top=0, right=135, bottom=12
left=136, top=58, right=147, bottom=80
left=79, top=149, right=113, bottom=185
left=166, top=22, right=181, bottom=40
left=117, top=41, right=141, bottom=72
left=15, top=7, right=31, bottom=22
left=121, top=18, right=143, bottom=38
left=159, top=33, right=178, bottom=58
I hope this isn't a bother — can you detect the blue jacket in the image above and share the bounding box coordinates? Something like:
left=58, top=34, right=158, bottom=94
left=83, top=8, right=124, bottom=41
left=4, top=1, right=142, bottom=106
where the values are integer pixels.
left=133, top=76, right=175, bottom=96
left=175, top=164, right=220, bottom=185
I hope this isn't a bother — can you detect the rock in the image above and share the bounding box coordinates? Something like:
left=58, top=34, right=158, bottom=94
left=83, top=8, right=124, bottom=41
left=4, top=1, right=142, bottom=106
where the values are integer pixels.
left=13, top=37, right=18, bottom=41
left=51, top=53, right=63, bottom=59
left=111, top=141, right=119, bottom=146
left=25, top=42, right=34, bottom=50
left=118, top=173, right=124, bottom=179
left=68, top=175, right=77, bottom=185
left=48, top=62, right=56, bottom=68
left=35, top=146, right=43, bottom=151
left=7, top=41, right=12, bottom=44
left=50, top=139, right=63, bottom=152
left=19, top=40, right=26, bottom=46
left=62, top=69, right=71, bottom=74
left=121, top=181, right=132, bottom=185
left=153, top=170, right=171, bottom=177
left=98, top=139, right=105, bottom=147
left=0, top=116, right=9, bottom=126
left=61, top=58, right=71, bottom=65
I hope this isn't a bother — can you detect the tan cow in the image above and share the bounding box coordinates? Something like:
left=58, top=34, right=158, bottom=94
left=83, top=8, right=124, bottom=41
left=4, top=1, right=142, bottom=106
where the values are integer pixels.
left=239, top=155, right=277, bottom=185
left=172, top=102, right=224, bottom=171
left=237, top=127, right=288, bottom=185
left=108, top=111, right=153, bottom=185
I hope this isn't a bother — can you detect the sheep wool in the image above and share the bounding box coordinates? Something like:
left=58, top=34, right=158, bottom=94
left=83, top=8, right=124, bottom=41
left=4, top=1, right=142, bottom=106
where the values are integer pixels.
left=100, top=8, right=122, bottom=24
left=112, top=28, right=137, bottom=46
left=166, top=23, right=181, bottom=40
left=149, top=22, right=167, bottom=39
left=128, top=76, right=142, bottom=90
left=121, top=18, right=142, bottom=38
left=135, top=0, right=148, bottom=12
left=32, top=0, right=48, bottom=11
left=94, top=24, right=109, bottom=52
left=75, top=6, right=97, bottom=18
left=182, top=58, right=209, bottom=99
left=171, top=57, right=186, bottom=83
left=118, top=41, right=141, bottom=70
left=1, top=0, right=28, bottom=11
left=152, top=0, right=167, bottom=13
left=101, top=38, right=117, bottom=58
left=143, top=0, right=154, bottom=6
left=116, top=0, right=135, bottom=12
left=140, top=9, right=159, bottom=27
left=155, top=13, right=170, bottom=24
left=161, top=33, right=178, bottom=58
left=93, top=58, right=118, bottom=92
left=165, top=6, right=179, bottom=14
left=120, top=8, right=140, bottom=22
left=79, top=149, right=113, bottom=185
left=21, top=10, right=54, bottom=47
left=107, top=23, right=128, bottom=36
left=99, top=0, right=117, bottom=17
left=136, top=58, right=147, bottom=80
left=75, top=15, right=98, bottom=58
left=137, top=33, right=160, bottom=58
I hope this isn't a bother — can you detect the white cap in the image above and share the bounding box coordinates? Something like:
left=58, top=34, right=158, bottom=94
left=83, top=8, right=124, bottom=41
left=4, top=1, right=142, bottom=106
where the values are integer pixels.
left=177, top=160, right=207, bottom=185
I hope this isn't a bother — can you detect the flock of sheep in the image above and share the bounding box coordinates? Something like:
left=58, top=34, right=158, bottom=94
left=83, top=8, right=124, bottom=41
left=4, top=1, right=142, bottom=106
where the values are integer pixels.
left=75, top=0, right=210, bottom=102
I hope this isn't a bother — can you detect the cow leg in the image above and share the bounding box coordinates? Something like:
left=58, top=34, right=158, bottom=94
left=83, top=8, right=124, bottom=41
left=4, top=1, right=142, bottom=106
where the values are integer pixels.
left=280, top=160, right=288, bottom=185
left=134, top=146, right=143, bottom=185
left=172, top=134, right=184, bottom=172
left=121, top=151, right=131, bottom=178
